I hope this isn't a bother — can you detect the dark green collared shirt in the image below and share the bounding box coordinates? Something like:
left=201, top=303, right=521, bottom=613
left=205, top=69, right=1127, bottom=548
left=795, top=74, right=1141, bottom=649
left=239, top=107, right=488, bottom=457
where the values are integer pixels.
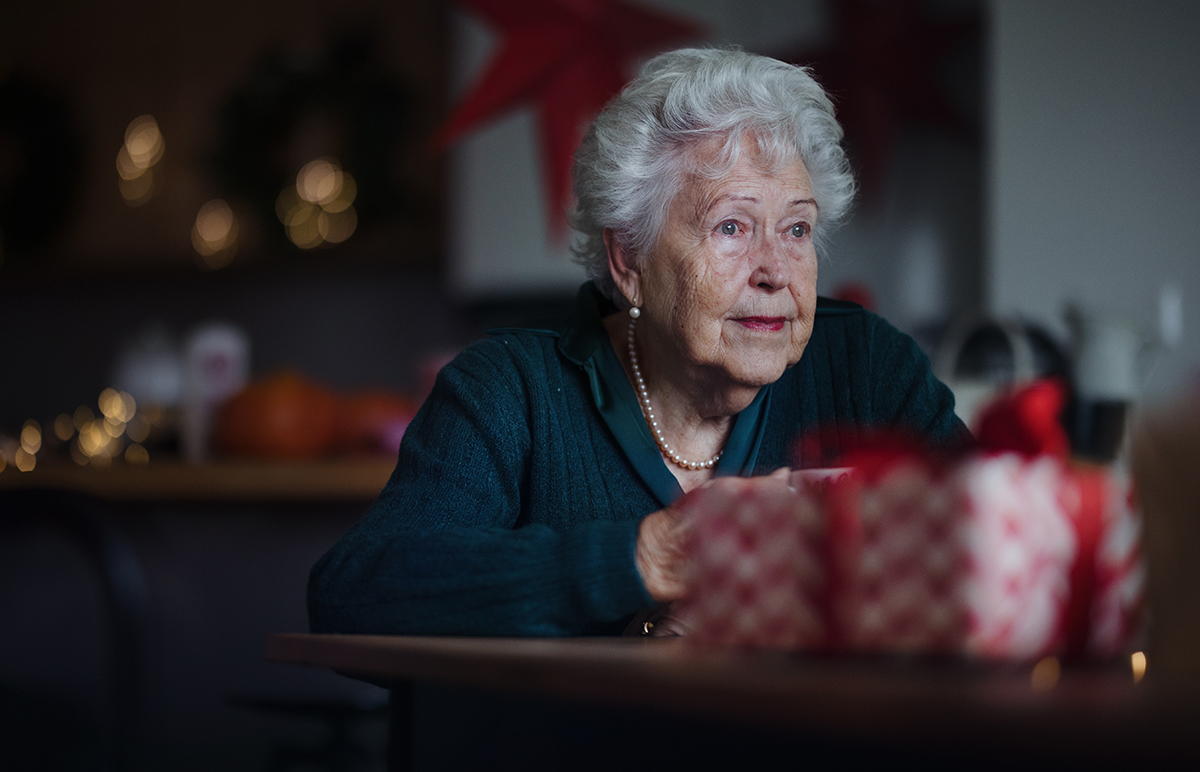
left=552, top=286, right=768, bottom=506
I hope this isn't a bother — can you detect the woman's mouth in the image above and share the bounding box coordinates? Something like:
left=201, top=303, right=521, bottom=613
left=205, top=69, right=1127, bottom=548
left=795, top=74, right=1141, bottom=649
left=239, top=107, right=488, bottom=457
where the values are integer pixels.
left=734, top=316, right=786, bottom=332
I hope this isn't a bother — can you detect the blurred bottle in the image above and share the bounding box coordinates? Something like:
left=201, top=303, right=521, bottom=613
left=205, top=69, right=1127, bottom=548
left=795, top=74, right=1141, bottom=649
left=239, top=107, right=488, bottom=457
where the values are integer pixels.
left=112, top=324, right=184, bottom=454
left=1066, top=305, right=1155, bottom=463
left=181, top=322, right=250, bottom=463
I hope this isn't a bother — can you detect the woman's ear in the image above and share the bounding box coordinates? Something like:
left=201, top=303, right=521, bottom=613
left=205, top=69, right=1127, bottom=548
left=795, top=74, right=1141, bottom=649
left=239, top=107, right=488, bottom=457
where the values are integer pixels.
left=604, top=228, right=642, bottom=307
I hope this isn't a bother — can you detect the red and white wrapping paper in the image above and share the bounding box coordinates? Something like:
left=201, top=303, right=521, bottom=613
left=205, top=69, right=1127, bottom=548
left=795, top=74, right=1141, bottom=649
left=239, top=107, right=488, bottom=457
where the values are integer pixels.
left=677, top=482, right=825, bottom=650
left=679, top=454, right=1143, bottom=660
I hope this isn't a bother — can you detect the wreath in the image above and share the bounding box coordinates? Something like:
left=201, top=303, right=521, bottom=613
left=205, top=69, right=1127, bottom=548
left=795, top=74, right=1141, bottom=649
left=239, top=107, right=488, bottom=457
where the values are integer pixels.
left=0, top=74, right=82, bottom=269
left=210, top=34, right=411, bottom=253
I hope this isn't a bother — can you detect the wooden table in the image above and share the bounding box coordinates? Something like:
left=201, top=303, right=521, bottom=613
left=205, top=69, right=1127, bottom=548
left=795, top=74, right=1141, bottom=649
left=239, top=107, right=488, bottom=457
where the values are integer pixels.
left=266, top=633, right=1200, bottom=770
left=0, top=458, right=395, bottom=501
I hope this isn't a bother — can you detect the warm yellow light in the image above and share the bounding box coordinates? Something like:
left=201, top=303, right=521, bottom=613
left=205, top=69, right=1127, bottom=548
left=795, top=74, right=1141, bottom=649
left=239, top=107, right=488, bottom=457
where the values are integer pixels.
left=195, top=199, right=235, bottom=245
left=125, top=443, right=150, bottom=465
left=120, top=168, right=156, bottom=206
left=74, top=405, right=95, bottom=430
left=99, top=388, right=121, bottom=419
left=104, top=417, right=125, bottom=438
left=1030, top=656, right=1061, bottom=692
left=116, top=146, right=145, bottom=180
left=119, top=392, right=136, bottom=422
left=297, top=158, right=342, bottom=205
left=1131, top=651, right=1147, bottom=683
left=70, top=442, right=89, bottom=466
left=15, top=447, right=36, bottom=472
left=79, top=421, right=106, bottom=457
left=55, top=413, right=75, bottom=441
left=276, top=186, right=300, bottom=223
left=288, top=204, right=324, bottom=249
left=192, top=199, right=239, bottom=268
left=21, top=420, right=42, bottom=454
left=318, top=206, right=357, bottom=244
left=285, top=200, right=315, bottom=228
left=126, top=414, right=151, bottom=443
left=0, top=454, right=7, bottom=473
left=124, top=115, right=164, bottom=169
left=321, top=173, right=356, bottom=213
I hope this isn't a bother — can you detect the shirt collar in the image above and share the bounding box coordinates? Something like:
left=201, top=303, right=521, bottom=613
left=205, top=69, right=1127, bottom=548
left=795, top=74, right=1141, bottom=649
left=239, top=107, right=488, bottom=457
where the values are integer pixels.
left=557, top=282, right=771, bottom=506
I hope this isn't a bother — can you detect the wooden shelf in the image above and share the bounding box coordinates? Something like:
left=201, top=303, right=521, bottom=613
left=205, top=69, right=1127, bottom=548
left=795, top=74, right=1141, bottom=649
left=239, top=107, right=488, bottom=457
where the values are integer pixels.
left=0, top=458, right=395, bottom=502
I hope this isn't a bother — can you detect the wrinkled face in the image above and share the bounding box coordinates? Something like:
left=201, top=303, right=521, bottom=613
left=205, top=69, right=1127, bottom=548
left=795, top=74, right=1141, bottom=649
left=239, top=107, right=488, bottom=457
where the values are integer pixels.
left=633, top=141, right=819, bottom=390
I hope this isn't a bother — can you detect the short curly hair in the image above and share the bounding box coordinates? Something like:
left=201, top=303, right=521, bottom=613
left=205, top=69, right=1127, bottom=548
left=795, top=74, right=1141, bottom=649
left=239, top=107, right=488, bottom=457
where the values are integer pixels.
left=570, top=47, right=856, bottom=304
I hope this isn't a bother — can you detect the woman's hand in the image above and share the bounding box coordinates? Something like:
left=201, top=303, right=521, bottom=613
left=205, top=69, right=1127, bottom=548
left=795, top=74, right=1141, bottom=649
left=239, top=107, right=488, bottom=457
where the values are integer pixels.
left=635, top=468, right=793, bottom=602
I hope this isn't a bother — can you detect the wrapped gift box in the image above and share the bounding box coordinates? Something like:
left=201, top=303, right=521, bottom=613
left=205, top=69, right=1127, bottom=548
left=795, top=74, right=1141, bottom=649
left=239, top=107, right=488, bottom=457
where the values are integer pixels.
left=680, top=454, right=1143, bottom=660
left=678, top=481, right=826, bottom=649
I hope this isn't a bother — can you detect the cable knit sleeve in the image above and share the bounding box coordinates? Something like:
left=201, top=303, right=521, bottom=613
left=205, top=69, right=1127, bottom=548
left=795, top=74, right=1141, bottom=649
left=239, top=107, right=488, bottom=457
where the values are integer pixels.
left=307, top=338, right=654, bottom=637
left=866, top=311, right=973, bottom=449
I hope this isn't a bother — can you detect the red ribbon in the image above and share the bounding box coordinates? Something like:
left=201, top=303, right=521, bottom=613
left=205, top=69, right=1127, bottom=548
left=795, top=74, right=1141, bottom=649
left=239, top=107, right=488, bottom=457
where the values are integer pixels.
left=1060, top=467, right=1107, bottom=659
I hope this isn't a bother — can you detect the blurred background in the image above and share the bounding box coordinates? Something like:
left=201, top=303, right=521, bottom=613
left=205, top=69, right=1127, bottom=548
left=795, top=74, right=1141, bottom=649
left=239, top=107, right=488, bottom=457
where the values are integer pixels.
left=1, top=0, right=1197, bottom=769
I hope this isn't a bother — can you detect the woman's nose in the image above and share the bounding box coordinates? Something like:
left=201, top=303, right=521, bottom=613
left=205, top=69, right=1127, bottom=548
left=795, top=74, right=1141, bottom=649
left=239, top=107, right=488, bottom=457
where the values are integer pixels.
left=750, top=237, right=790, bottom=291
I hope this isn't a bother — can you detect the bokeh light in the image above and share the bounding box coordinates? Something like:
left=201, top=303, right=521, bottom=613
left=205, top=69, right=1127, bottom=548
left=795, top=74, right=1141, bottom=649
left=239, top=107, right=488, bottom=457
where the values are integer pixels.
left=1030, top=656, right=1061, bottom=692
left=318, top=208, right=358, bottom=244
left=127, top=414, right=151, bottom=444
left=1131, top=651, right=1147, bottom=683
left=125, top=444, right=150, bottom=465
left=119, top=167, right=156, bottom=206
left=74, top=405, right=95, bottom=430
left=21, top=420, right=42, bottom=454
left=15, top=447, right=36, bottom=472
left=78, top=421, right=106, bottom=457
left=125, top=115, right=165, bottom=169
left=192, top=199, right=239, bottom=269
left=54, top=413, right=75, bottom=441
left=279, top=157, right=358, bottom=249
left=117, top=115, right=165, bottom=206
left=298, top=159, right=341, bottom=205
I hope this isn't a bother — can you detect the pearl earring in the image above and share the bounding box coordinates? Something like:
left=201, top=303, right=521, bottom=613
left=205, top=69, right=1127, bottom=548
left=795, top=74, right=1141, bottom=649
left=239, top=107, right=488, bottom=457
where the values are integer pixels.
left=629, top=306, right=641, bottom=319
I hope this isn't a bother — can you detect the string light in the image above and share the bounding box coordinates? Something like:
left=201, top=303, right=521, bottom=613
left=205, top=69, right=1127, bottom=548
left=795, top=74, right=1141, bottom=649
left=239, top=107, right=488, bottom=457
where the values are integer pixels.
left=117, top=115, right=165, bottom=206
left=192, top=199, right=239, bottom=268
left=1131, top=651, right=1147, bottom=683
left=54, top=413, right=75, bottom=441
left=14, top=448, right=35, bottom=472
left=20, top=420, right=42, bottom=454
left=74, top=405, right=95, bottom=431
left=278, top=157, right=358, bottom=249
left=125, top=444, right=150, bottom=465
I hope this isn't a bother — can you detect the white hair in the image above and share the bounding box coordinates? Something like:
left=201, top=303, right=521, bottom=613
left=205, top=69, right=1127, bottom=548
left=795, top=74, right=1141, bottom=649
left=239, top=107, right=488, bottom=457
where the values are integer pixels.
left=570, top=47, right=857, bottom=304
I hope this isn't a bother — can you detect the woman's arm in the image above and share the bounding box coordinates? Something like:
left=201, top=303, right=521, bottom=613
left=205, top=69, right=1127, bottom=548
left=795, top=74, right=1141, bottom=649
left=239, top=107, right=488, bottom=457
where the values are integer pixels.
left=307, top=338, right=655, bottom=637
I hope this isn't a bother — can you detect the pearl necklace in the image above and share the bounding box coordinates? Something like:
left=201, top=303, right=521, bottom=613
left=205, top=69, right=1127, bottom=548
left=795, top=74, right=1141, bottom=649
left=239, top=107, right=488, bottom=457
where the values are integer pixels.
left=627, top=317, right=723, bottom=471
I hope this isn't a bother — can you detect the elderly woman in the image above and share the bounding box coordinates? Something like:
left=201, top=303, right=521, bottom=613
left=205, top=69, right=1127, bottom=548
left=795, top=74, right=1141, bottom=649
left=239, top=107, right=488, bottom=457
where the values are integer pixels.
left=308, top=48, right=968, bottom=637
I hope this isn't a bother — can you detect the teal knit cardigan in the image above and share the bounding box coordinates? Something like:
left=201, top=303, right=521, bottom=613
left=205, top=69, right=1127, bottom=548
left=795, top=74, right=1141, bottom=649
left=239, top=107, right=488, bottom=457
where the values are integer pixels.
left=308, top=284, right=968, bottom=637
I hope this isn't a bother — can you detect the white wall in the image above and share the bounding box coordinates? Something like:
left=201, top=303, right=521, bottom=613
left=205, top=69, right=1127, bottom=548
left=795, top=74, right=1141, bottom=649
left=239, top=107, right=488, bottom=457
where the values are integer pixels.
left=445, top=0, right=830, bottom=299
left=989, top=0, right=1200, bottom=397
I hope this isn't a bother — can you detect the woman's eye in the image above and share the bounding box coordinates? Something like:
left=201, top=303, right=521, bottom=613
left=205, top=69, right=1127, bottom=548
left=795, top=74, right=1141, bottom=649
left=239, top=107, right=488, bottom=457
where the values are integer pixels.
left=790, top=222, right=810, bottom=238
left=719, top=221, right=739, bottom=236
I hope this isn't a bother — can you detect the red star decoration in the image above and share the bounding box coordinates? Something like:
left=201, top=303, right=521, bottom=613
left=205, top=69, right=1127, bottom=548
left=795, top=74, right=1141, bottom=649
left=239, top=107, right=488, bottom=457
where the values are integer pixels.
left=780, top=0, right=980, bottom=203
left=436, top=0, right=703, bottom=235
